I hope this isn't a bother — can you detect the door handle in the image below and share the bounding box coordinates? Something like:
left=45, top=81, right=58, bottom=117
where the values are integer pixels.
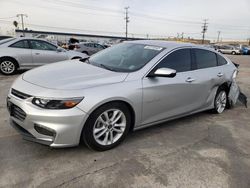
left=186, top=77, right=195, bottom=83
left=217, top=73, right=224, bottom=77
left=35, top=52, right=40, bottom=55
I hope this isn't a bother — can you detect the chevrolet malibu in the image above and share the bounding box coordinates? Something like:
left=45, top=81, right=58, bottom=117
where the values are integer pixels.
left=7, top=40, right=238, bottom=151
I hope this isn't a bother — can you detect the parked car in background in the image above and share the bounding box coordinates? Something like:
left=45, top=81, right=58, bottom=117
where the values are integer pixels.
left=0, top=36, right=12, bottom=41
left=0, top=37, right=87, bottom=75
left=241, top=45, right=250, bottom=55
left=72, top=42, right=106, bottom=55
left=7, top=40, right=238, bottom=151
left=216, top=45, right=242, bottom=55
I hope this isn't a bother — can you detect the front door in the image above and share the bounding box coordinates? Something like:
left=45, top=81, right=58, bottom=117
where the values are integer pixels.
left=142, top=48, right=204, bottom=125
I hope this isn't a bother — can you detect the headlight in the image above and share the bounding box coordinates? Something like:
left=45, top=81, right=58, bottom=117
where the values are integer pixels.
left=32, top=97, right=83, bottom=109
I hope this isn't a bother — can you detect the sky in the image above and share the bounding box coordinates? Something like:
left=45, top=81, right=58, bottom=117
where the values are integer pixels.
left=0, top=0, right=250, bottom=41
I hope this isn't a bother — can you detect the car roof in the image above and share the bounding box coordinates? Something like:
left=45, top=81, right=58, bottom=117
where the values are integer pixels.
left=15, top=37, right=49, bottom=41
left=126, top=40, right=197, bottom=49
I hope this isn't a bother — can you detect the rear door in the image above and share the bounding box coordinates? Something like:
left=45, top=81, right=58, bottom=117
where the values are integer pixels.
left=142, top=48, right=205, bottom=125
left=191, top=48, right=226, bottom=108
left=8, top=40, right=33, bottom=67
left=29, top=40, right=68, bottom=66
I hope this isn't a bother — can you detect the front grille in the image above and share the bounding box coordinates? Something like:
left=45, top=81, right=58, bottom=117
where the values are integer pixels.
left=10, top=104, right=26, bottom=121
left=11, top=89, right=32, bottom=100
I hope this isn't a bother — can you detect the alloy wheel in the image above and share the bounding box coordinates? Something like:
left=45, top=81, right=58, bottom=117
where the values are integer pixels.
left=93, top=109, right=126, bottom=146
left=215, top=91, right=227, bottom=113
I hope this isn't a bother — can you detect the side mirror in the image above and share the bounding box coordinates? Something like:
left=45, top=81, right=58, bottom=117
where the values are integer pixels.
left=147, top=68, right=176, bottom=78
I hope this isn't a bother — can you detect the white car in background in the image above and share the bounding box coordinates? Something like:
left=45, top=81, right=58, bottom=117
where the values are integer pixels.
left=0, top=38, right=87, bottom=75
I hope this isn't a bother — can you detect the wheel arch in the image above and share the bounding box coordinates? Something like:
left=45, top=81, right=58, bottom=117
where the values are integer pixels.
left=85, top=99, right=136, bottom=132
left=71, top=56, right=81, bottom=60
left=0, top=56, right=19, bottom=68
left=82, top=51, right=89, bottom=55
left=219, top=82, right=230, bottom=94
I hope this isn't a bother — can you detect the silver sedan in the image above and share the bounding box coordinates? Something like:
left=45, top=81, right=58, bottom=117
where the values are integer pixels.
left=7, top=40, right=238, bottom=151
left=0, top=38, right=87, bottom=75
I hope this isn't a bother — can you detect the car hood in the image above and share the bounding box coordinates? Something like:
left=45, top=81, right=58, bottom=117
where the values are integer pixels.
left=22, top=60, right=128, bottom=90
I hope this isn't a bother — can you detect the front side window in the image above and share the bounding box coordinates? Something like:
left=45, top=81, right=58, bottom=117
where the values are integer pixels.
left=10, top=40, right=29, bottom=49
left=88, top=43, right=164, bottom=72
left=30, top=40, right=57, bottom=51
left=194, top=49, right=217, bottom=69
left=156, top=49, right=192, bottom=72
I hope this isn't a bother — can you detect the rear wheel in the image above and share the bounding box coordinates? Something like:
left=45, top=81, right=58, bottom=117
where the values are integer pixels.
left=82, top=102, right=131, bottom=151
left=0, top=58, right=18, bottom=75
left=231, top=51, right=236, bottom=55
left=214, top=87, right=227, bottom=114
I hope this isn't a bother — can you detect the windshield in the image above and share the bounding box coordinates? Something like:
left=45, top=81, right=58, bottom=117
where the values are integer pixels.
left=88, top=43, right=164, bottom=72
left=0, top=38, right=15, bottom=45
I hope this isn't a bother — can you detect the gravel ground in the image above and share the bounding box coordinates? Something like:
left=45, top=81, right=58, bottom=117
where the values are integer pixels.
left=0, top=55, right=249, bottom=188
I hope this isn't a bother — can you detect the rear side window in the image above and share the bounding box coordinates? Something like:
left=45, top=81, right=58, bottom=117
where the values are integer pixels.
left=157, top=49, right=192, bottom=72
left=217, top=54, right=227, bottom=66
left=10, top=40, right=29, bottom=49
left=194, top=49, right=217, bottom=69
left=30, top=40, right=57, bottom=51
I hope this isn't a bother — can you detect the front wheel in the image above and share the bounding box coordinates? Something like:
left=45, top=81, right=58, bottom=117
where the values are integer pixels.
left=214, top=88, right=227, bottom=114
left=82, top=102, right=131, bottom=151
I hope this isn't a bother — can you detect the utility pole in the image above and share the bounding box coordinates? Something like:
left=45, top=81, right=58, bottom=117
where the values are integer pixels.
left=16, top=14, right=28, bottom=36
left=217, top=31, right=221, bottom=43
left=201, top=19, right=208, bottom=44
left=124, top=7, right=129, bottom=40
left=181, top=32, right=184, bottom=41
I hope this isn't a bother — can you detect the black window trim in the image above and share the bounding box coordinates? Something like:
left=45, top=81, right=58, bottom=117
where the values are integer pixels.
left=28, top=39, right=58, bottom=51
left=192, top=48, right=218, bottom=70
left=9, top=39, right=31, bottom=49
left=145, top=47, right=195, bottom=78
left=216, top=53, right=228, bottom=66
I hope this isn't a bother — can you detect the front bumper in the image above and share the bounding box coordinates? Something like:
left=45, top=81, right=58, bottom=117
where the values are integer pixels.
left=7, top=92, right=89, bottom=148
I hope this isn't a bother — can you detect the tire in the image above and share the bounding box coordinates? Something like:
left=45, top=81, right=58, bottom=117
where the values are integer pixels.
left=231, top=51, right=236, bottom=55
left=213, top=87, right=228, bottom=114
left=82, top=102, right=131, bottom=151
left=0, top=57, right=18, bottom=75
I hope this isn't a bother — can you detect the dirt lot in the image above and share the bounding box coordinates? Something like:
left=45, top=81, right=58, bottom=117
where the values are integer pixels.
left=0, top=55, right=250, bottom=188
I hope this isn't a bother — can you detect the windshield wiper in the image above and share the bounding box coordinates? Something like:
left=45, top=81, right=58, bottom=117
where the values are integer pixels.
left=79, top=57, right=90, bottom=64
left=99, top=64, right=116, bottom=71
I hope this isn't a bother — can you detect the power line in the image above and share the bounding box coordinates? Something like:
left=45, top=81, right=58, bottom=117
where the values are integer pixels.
left=201, top=19, right=208, bottom=44
left=125, top=7, right=130, bottom=40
